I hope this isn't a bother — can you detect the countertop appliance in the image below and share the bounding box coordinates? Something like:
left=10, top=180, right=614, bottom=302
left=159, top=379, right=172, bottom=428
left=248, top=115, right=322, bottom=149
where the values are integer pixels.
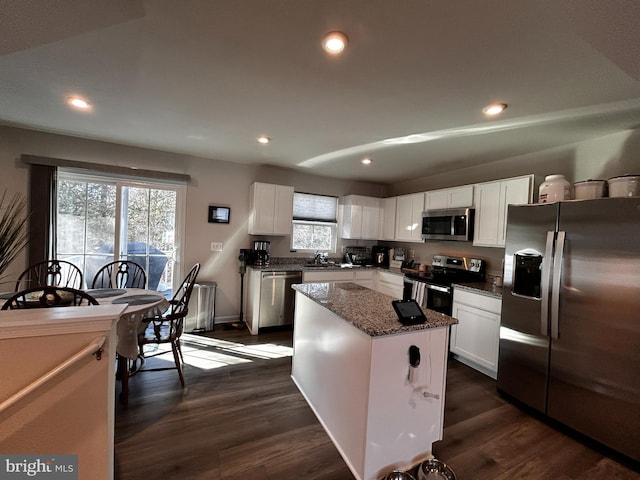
left=344, top=246, right=370, bottom=265
left=404, top=255, right=484, bottom=315
left=371, top=245, right=390, bottom=268
left=498, top=197, right=640, bottom=462
left=421, top=208, right=474, bottom=241
left=252, top=240, right=270, bottom=266
left=259, top=270, right=302, bottom=328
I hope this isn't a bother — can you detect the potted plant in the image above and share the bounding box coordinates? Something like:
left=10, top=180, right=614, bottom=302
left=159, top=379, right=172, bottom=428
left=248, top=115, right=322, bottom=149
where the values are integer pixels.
left=0, top=190, right=29, bottom=284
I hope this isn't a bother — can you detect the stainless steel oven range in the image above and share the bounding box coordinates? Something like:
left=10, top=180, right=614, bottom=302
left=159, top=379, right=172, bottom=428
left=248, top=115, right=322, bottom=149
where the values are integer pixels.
left=403, top=255, right=485, bottom=315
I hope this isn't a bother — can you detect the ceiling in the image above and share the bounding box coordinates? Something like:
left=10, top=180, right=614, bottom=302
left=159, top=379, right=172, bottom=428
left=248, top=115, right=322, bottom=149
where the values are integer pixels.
left=1, top=0, right=640, bottom=184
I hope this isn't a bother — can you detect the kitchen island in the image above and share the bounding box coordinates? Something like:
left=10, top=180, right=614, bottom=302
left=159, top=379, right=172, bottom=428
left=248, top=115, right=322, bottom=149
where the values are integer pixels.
left=291, top=282, right=457, bottom=480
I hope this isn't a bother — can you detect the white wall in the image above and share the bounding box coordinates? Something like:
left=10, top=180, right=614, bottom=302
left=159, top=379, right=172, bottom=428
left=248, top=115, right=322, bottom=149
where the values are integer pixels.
left=388, top=129, right=640, bottom=196
left=2, top=126, right=637, bottom=318
left=0, top=126, right=385, bottom=322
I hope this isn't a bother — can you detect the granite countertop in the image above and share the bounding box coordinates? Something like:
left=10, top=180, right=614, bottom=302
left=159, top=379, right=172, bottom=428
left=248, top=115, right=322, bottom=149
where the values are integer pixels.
left=453, top=281, right=503, bottom=299
left=292, top=281, right=457, bottom=337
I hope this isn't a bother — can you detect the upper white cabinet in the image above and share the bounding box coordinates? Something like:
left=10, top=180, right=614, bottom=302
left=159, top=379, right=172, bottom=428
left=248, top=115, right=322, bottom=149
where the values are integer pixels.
left=473, top=175, right=533, bottom=247
left=248, top=182, right=294, bottom=235
left=395, top=193, right=425, bottom=242
left=381, top=197, right=397, bottom=241
left=425, top=185, right=474, bottom=210
left=340, top=195, right=382, bottom=240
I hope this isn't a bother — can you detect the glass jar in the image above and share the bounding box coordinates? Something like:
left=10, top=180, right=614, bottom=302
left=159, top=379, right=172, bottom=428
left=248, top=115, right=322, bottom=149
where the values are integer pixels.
left=539, top=174, right=571, bottom=203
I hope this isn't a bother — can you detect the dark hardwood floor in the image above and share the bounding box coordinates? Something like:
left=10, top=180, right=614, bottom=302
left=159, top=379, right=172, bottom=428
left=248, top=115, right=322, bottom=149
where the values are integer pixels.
left=114, top=327, right=639, bottom=480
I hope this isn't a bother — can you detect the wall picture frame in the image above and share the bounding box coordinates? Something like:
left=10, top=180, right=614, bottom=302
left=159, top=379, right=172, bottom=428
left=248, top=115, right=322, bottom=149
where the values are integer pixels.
left=208, top=206, right=230, bottom=224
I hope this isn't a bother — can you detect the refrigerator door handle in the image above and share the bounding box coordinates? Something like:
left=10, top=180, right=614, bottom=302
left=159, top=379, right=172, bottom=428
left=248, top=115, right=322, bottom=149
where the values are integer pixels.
left=540, top=231, right=555, bottom=336
left=550, top=230, right=566, bottom=339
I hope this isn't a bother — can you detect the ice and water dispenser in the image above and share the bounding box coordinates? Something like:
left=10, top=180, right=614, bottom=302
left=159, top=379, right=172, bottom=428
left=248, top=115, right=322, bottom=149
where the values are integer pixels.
left=512, top=252, right=543, bottom=298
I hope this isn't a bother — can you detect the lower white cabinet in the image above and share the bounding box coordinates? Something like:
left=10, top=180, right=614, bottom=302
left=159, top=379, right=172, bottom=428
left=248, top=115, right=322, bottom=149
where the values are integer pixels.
left=451, top=288, right=501, bottom=379
left=302, top=270, right=356, bottom=283
left=376, top=270, right=404, bottom=299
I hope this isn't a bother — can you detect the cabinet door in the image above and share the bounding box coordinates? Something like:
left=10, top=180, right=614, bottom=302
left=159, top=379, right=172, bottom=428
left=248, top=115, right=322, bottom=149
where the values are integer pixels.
left=496, top=176, right=531, bottom=246
left=340, top=196, right=362, bottom=239
left=381, top=197, right=397, bottom=240
left=249, top=183, right=293, bottom=235
left=395, top=193, right=424, bottom=242
left=249, top=183, right=276, bottom=235
left=472, top=181, right=501, bottom=246
left=447, top=185, right=474, bottom=208
left=425, top=190, right=450, bottom=210
left=361, top=197, right=381, bottom=239
left=473, top=176, right=532, bottom=247
left=302, top=270, right=355, bottom=283
left=272, top=185, right=294, bottom=235
left=425, top=186, right=473, bottom=210
left=450, top=302, right=500, bottom=378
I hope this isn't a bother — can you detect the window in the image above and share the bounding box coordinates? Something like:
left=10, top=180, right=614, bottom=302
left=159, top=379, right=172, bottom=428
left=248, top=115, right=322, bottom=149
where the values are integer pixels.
left=291, top=192, right=338, bottom=252
left=56, top=170, right=185, bottom=296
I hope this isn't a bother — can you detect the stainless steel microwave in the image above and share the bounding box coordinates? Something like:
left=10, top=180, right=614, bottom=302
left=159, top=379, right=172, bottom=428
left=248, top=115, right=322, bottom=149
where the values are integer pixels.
left=421, top=208, right=474, bottom=241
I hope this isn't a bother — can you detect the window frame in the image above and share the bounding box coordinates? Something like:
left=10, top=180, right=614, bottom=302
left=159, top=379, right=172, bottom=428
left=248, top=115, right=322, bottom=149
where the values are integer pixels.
left=290, top=192, right=338, bottom=253
left=56, top=169, right=186, bottom=291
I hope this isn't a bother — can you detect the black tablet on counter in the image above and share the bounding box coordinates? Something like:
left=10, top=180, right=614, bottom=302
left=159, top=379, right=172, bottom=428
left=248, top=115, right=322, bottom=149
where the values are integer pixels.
left=391, top=299, right=427, bottom=325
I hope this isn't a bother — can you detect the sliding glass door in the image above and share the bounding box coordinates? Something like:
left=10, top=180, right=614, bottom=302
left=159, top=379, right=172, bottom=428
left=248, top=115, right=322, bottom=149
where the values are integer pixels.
left=56, top=171, right=184, bottom=296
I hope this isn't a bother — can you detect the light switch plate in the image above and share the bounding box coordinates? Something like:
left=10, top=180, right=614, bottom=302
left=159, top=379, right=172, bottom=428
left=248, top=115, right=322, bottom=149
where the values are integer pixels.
left=211, top=241, right=223, bottom=251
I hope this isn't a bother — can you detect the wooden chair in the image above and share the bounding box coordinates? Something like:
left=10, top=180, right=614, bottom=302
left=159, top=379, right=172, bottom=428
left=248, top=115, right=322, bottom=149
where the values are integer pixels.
left=135, top=263, right=200, bottom=386
left=15, top=260, right=83, bottom=291
left=91, top=260, right=147, bottom=289
left=1, top=286, right=99, bottom=310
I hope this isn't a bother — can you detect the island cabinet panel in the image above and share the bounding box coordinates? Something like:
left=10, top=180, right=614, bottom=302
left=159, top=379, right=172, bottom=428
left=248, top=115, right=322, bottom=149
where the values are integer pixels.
left=291, top=292, right=449, bottom=480
left=365, top=328, right=447, bottom=473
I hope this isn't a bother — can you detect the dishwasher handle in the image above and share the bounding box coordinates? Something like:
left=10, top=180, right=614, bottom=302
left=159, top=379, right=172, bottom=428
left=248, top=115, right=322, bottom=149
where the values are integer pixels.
left=261, top=272, right=303, bottom=281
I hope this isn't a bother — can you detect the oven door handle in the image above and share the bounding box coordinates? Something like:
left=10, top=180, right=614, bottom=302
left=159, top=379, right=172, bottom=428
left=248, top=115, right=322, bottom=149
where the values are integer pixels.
left=425, top=284, right=450, bottom=294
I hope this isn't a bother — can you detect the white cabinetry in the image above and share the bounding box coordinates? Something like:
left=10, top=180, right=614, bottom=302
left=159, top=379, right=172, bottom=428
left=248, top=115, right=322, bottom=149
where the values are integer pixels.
left=451, top=288, right=501, bottom=379
left=340, top=195, right=381, bottom=240
left=292, top=293, right=448, bottom=479
left=395, top=192, right=425, bottom=242
left=376, top=270, right=404, bottom=299
left=245, top=268, right=263, bottom=335
left=302, top=270, right=355, bottom=283
left=354, top=269, right=375, bottom=289
left=381, top=197, right=397, bottom=240
left=248, top=182, right=294, bottom=235
left=473, top=175, right=533, bottom=247
left=425, top=185, right=474, bottom=210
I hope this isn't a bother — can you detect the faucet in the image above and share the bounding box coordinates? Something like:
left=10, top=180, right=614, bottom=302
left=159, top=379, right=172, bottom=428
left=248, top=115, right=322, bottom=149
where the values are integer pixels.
left=313, top=251, right=327, bottom=264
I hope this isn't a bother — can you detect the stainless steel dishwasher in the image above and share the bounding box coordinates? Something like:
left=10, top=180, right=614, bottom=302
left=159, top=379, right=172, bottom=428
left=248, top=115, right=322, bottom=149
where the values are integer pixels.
left=259, top=271, right=302, bottom=328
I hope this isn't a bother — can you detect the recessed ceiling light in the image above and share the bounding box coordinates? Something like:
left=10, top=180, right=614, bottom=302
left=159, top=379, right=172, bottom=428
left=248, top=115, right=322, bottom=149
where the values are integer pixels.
left=482, top=103, right=507, bottom=116
left=322, top=32, right=348, bottom=55
left=361, top=157, right=372, bottom=165
left=67, top=96, right=91, bottom=110
left=257, top=136, right=270, bottom=144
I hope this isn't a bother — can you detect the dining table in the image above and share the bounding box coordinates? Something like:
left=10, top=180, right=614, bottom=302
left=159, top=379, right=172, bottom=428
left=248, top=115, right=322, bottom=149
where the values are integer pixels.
left=83, top=287, right=170, bottom=405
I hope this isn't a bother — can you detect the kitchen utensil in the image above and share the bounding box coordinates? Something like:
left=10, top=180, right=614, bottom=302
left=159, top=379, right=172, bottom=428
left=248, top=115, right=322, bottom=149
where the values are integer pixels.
left=607, top=175, right=639, bottom=197
left=573, top=179, right=607, bottom=199
left=417, top=459, right=456, bottom=480
left=383, top=471, right=416, bottom=480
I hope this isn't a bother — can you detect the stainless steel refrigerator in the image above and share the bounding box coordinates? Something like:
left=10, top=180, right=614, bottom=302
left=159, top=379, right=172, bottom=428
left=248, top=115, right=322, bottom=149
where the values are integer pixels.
left=498, top=197, right=640, bottom=462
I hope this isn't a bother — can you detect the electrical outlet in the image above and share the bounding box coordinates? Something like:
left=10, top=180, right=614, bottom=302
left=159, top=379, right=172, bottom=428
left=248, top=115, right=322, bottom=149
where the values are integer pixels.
left=210, top=241, right=223, bottom=251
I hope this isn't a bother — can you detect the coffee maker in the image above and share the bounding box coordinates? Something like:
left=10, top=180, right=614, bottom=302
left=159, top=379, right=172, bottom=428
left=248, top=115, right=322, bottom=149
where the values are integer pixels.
left=252, top=240, right=270, bottom=266
left=371, top=245, right=390, bottom=268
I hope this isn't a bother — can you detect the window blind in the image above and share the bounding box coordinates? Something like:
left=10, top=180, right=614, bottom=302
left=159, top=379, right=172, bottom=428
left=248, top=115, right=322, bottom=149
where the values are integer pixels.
left=292, top=192, right=337, bottom=223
